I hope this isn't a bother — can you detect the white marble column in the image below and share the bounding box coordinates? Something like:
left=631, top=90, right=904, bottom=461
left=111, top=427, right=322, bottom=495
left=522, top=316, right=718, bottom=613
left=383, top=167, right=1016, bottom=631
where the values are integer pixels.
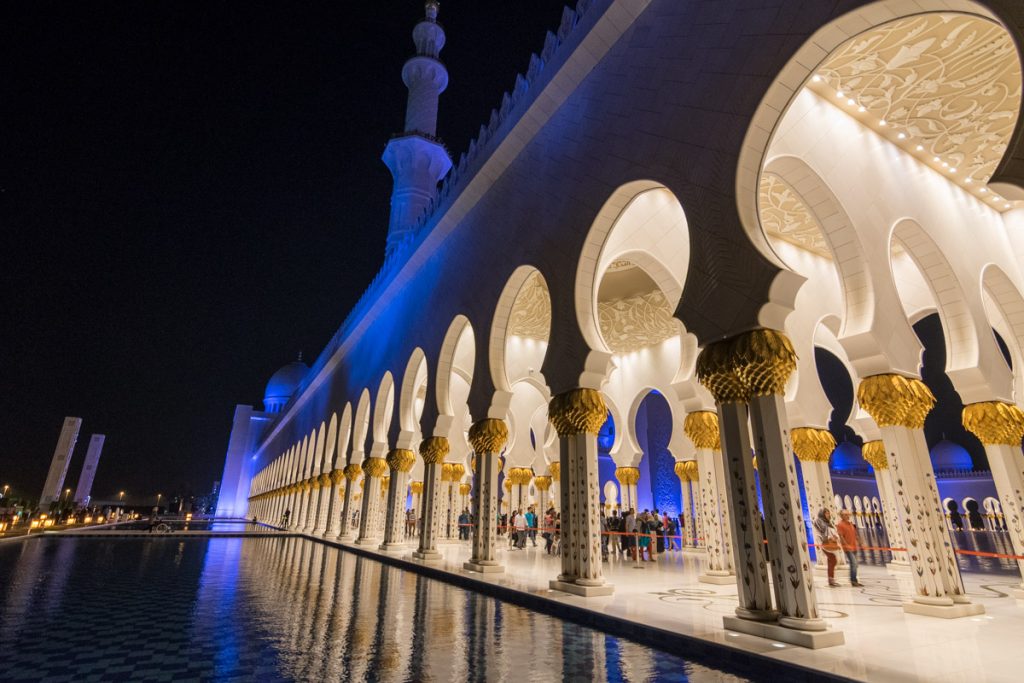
left=381, top=449, right=416, bottom=551
left=792, top=427, right=846, bottom=574
left=550, top=462, right=561, bottom=513
left=862, top=441, right=910, bottom=566
left=438, top=466, right=454, bottom=539
left=749, top=394, right=826, bottom=632
left=859, top=374, right=981, bottom=618
left=356, top=457, right=387, bottom=545
left=337, top=464, right=361, bottom=540
left=963, top=401, right=1024, bottom=596
left=684, top=412, right=735, bottom=583
left=311, top=473, right=331, bottom=535
left=414, top=437, right=448, bottom=561
left=548, top=389, right=612, bottom=597
left=465, top=419, right=506, bottom=573
left=323, top=471, right=343, bottom=538
left=614, top=467, right=639, bottom=512
left=674, top=463, right=695, bottom=547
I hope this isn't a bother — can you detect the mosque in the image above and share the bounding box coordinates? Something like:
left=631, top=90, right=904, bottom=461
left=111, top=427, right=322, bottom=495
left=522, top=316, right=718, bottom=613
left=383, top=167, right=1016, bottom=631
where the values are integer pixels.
left=217, top=0, right=1024, bottom=656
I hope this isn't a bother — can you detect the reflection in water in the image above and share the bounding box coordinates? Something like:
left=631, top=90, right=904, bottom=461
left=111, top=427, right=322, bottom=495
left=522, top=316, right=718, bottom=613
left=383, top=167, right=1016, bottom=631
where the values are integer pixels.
left=0, top=537, right=748, bottom=682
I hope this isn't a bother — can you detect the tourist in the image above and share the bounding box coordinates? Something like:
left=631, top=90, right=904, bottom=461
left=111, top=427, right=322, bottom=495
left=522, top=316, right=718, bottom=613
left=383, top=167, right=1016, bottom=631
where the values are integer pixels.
left=663, top=511, right=674, bottom=550
left=600, top=509, right=609, bottom=559
left=606, top=510, right=620, bottom=555
left=509, top=510, right=519, bottom=547
left=543, top=507, right=555, bottom=554
left=837, top=510, right=864, bottom=587
left=406, top=507, right=417, bottom=537
left=677, top=512, right=686, bottom=547
left=513, top=509, right=527, bottom=549
left=525, top=506, right=537, bottom=546
left=638, top=511, right=653, bottom=561
left=623, top=508, right=637, bottom=560
left=814, top=508, right=840, bottom=587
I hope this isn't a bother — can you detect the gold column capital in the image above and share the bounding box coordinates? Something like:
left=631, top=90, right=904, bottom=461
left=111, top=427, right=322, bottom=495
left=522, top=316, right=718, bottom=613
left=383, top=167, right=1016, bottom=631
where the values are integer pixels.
left=386, top=448, right=417, bottom=473
left=857, top=374, right=935, bottom=428
left=420, top=436, right=450, bottom=464
left=508, top=466, right=533, bottom=485
left=533, top=475, right=552, bottom=491
left=451, top=462, right=466, bottom=481
left=343, top=463, right=362, bottom=481
left=791, top=427, right=836, bottom=463
left=674, top=460, right=698, bottom=482
left=468, top=418, right=509, bottom=453
left=862, top=440, right=887, bottom=470
left=683, top=410, right=721, bottom=450
left=962, top=401, right=1024, bottom=446
left=614, top=466, right=640, bottom=486
left=329, top=469, right=345, bottom=485
left=459, top=482, right=472, bottom=496
left=441, top=462, right=456, bottom=482
left=548, top=388, right=607, bottom=437
left=548, top=462, right=560, bottom=480
left=696, top=329, right=796, bottom=402
left=410, top=481, right=424, bottom=495
left=503, top=478, right=513, bottom=492
left=363, top=457, right=388, bottom=478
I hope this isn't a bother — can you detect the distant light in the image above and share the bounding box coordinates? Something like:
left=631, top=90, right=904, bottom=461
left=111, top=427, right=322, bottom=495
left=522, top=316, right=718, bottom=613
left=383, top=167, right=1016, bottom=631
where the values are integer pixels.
left=965, top=178, right=972, bottom=184
left=812, top=75, right=822, bottom=83
left=1006, top=205, right=1012, bottom=210
left=897, top=133, right=906, bottom=139
left=847, top=98, right=856, bottom=106
left=879, top=119, right=887, bottom=126
left=933, top=157, right=941, bottom=162
left=950, top=168, right=957, bottom=173
left=980, top=188, right=988, bottom=193
left=836, top=90, right=845, bottom=98
left=942, top=162, right=949, bottom=168
left=858, top=106, right=866, bottom=113
left=916, top=145, right=924, bottom=151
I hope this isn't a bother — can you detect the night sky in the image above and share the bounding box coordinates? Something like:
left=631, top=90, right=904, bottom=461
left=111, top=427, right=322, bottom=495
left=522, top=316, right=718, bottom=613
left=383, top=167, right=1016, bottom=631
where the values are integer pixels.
left=2, top=1, right=568, bottom=503
left=2, top=2, right=995, bottom=507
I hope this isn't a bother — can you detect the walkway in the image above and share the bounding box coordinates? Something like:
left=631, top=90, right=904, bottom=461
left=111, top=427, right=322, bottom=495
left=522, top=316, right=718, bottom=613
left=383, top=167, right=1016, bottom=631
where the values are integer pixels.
left=332, top=534, right=1023, bottom=683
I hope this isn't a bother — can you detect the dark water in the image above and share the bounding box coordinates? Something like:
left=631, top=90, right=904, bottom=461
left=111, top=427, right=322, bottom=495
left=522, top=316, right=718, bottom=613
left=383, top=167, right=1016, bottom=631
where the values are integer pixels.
left=0, top=537, right=750, bottom=682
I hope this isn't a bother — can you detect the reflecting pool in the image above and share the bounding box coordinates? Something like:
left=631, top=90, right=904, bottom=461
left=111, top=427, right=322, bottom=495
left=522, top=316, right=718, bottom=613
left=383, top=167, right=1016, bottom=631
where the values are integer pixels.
left=0, top=537, right=751, bottom=682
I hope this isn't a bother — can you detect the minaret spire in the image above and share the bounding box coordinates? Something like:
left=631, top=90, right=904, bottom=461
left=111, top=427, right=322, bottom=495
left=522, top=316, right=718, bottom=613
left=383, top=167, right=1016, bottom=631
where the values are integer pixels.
left=381, top=2, right=453, bottom=257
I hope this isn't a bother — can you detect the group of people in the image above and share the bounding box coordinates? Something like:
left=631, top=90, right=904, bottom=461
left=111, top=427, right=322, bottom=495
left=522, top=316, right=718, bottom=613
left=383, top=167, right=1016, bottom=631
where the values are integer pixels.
left=505, top=507, right=539, bottom=549
left=813, top=508, right=864, bottom=588
left=602, top=508, right=682, bottom=561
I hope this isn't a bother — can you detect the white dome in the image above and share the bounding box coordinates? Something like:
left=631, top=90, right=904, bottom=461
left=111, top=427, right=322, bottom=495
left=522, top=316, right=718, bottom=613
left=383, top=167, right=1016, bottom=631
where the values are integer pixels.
left=263, top=361, right=308, bottom=413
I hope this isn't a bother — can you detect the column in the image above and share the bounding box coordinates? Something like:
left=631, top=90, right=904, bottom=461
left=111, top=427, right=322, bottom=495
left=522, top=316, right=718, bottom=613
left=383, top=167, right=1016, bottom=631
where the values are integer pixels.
left=296, top=479, right=312, bottom=531
left=311, top=473, right=331, bottom=535
left=748, top=373, right=826, bottom=633
left=550, top=462, right=561, bottom=512
left=792, top=427, right=846, bottom=574
left=548, top=388, right=613, bottom=597
left=450, top=463, right=466, bottom=537
left=534, top=475, right=552, bottom=517
left=439, top=464, right=454, bottom=539
left=465, top=419, right=507, bottom=573
left=684, top=412, right=735, bottom=583
left=858, top=373, right=982, bottom=617
left=381, top=449, right=416, bottom=551
left=963, top=401, right=1024, bottom=597
left=323, top=469, right=344, bottom=537
left=862, top=441, right=910, bottom=567
left=410, top=481, right=423, bottom=537
left=337, top=464, right=362, bottom=541
left=673, top=461, right=696, bottom=547
left=356, top=457, right=388, bottom=545
left=414, top=436, right=448, bottom=561
left=614, top=467, right=639, bottom=512
left=458, top=482, right=471, bottom=518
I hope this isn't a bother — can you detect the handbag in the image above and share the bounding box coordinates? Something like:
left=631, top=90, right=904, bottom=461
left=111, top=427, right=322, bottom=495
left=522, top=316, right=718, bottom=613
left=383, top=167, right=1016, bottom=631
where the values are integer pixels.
left=821, top=536, right=841, bottom=553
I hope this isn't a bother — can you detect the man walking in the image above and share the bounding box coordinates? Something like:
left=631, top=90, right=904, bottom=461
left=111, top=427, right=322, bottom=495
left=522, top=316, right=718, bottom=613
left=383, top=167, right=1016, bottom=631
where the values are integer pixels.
left=837, top=510, right=864, bottom=587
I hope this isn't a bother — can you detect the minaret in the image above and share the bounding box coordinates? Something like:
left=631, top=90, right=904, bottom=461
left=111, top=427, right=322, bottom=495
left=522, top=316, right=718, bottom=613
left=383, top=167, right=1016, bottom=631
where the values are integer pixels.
left=382, top=1, right=453, bottom=256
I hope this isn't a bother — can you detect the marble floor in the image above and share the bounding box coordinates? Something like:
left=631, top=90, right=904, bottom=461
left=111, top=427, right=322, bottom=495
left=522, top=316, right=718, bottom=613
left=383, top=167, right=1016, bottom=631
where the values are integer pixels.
left=335, top=534, right=1024, bottom=683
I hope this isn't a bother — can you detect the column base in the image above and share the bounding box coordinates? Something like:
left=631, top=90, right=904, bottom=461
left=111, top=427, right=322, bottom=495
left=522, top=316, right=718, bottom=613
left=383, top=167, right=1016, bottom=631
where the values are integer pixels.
left=412, top=549, right=443, bottom=562
left=378, top=542, right=408, bottom=553
left=1010, top=587, right=1024, bottom=600
left=549, top=579, right=614, bottom=597
left=355, top=537, right=381, bottom=547
left=902, top=601, right=985, bottom=619
left=681, top=547, right=704, bottom=554
left=698, top=571, right=736, bottom=585
left=723, top=616, right=844, bottom=649
left=463, top=561, right=504, bottom=574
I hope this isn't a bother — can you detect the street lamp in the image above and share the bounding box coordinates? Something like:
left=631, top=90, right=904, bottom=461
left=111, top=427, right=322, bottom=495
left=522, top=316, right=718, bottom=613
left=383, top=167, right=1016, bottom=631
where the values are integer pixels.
left=2, top=484, right=9, bottom=499
left=156, top=493, right=162, bottom=511
left=63, top=488, right=72, bottom=504
left=119, top=491, right=125, bottom=503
